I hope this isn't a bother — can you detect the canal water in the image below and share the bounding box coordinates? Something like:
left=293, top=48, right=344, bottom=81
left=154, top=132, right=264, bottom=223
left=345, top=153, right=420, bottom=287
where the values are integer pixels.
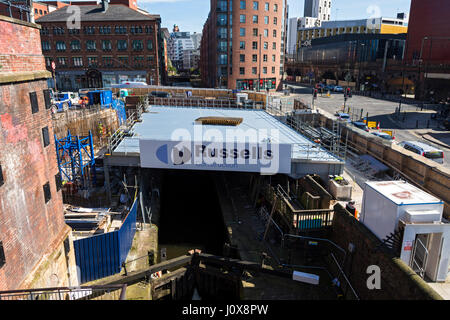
left=157, top=170, right=226, bottom=263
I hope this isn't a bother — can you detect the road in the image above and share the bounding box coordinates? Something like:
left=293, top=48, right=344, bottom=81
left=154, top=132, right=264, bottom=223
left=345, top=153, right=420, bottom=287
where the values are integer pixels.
left=276, top=83, right=450, bottom=168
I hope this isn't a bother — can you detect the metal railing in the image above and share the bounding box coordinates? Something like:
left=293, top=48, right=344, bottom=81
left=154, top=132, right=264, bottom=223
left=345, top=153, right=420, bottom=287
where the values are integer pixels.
left=0, top=0, right=31, bottom=22
left=0, top=285, right=127, bottom=300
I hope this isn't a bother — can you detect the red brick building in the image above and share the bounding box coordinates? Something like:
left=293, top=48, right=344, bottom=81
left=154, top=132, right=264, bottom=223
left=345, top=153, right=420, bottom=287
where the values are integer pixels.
left=405, top=0, right=450, bottom=100
left=36, top=0, right=166, bottom=90
left=200, top=0, right=288, bottom=91
left=0, top=14, right=78, bottom=290
left=405, top=0, right=450, bottom=64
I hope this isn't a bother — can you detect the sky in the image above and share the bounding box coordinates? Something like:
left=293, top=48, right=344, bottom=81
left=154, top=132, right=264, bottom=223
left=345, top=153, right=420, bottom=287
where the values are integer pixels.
left=138, top=0, right=412, bottom=34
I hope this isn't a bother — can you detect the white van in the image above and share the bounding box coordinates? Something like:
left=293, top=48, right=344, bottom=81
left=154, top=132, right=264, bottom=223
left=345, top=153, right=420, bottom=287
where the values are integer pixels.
left=398, top=141, right=444, bottom=164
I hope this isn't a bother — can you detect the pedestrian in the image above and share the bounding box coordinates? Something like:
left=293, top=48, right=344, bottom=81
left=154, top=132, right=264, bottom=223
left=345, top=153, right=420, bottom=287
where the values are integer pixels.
left=346, top=200, right=357, bottom=218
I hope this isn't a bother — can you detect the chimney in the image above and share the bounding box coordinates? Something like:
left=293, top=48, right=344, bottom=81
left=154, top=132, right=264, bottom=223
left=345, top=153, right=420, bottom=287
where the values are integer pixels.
left=101, top=0, right=109, bottom=12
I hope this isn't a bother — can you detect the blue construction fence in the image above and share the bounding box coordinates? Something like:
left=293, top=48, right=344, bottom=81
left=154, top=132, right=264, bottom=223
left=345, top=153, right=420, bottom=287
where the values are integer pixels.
left=73, top=198, right=138, bottom=284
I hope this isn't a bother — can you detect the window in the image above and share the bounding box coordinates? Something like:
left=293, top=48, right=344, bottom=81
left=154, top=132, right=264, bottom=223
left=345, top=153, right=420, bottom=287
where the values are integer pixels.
left=273, top=30, right=277, bottom=37
left=70, top=40, right=81, bottom=51
left=263, top=54, right=267, bottom=62
left=86, top=40, right=96, bottom=51
left=265, top=2, right=269, bottom=11
left=42, top=41, right=51, bottom=51
left=145, top=25, right=154, bottom=34
left=115, top=26, right=127, bottom=34
left=43, top=182, right=51, bottom=203
left=239, top=67, right=245, bottom=75
left=55, top=41, right=66, bottom=51
left=240, top=0, right=246, bottom=9
left=272, top=42, right=276, bottom=49
left=132, top=40, right=143, bottom=51
left=252, top=54, right=257, bottom=62
left=118, top=56, right=129, bottom=66
left=217, top=0, right=227, bottom=11
left=39, top=9, right=42, bottom=14
left=252, top=67, right=257, bottom=74
left=218, top=54, right=227, bottom=65
left=133, top=56, right=145, bottom=67
left=102, top=40, right=112, bottom=51
left=274, top=4, right=278, bottom=12
left=264, top=29, right=268, bottom=37
left=117, top=40, right=128, bottom=51
left=87, top=56, right=98, bottom=67
left=240, top=28, right=245, bottom=36
left=264, top=42, right=268, bottom=49
left=147, top=55, right=155, bottom=65
left=253, top=15, right=258, bottom=23
left=252, top=41, right=258, bottom=49
left=272, top=54, right=276, bottom=62
left=42, top=126, right=50, bottom=147
left=43, top=89, right=52, bottom=109
left=240, top=14, right=246, bottom=23
left=30, top=92, right=39, bottom=114
left=57, top=57, right=67, bottom=66
left=73, top=57, right=83, bottom=67
left=0, top=163, right=4, bottom=187
left=264, top=16, right=269, bottom=24
left=272, top=66, right=275, bottom=73
left=253, top=1, right=258, bottom=10
left=147, top=40, right=154, bottom=50
left=262, top=67, right=267, bottom=74
left=0, top=241, right=5, bottom=268
left=55, top=173, right=62, bottom=192
left=240, top=54, right=245, bottom=62
left=102, top=56, right=114, bottom=67
left=253, top=28, right=258, bottom=36
left=239, top=41, right=245, bottom=49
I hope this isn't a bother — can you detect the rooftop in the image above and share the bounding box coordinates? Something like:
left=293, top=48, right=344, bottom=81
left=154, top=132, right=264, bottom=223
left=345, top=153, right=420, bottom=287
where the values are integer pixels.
left=365, top=180, right=443, bottom=206
left=36, top=4, right=160, bottom=22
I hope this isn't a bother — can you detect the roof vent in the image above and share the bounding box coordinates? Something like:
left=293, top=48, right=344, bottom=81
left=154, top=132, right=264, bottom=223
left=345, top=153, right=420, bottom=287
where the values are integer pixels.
left=195, top=117, right=243, bottom=126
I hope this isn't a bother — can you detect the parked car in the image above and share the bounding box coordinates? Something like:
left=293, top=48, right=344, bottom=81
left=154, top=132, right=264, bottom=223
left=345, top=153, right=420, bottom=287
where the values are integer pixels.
left=372, top=131, right=395, bottom=141
left=351, top=121, right=370, bottom=132
left=335, top=112, right=351, bottom=122
left=149, top=91, right=172, bottom=98
left=334, top=86, right=344, bottom=92
left=325, top=85, right=335, bottom=91
left=398, top=141, right=444, bottom=164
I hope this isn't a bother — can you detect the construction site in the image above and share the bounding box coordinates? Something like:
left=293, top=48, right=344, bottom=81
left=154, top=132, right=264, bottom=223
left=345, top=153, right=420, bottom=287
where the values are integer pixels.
left=0, top=14, right=448, bottom=301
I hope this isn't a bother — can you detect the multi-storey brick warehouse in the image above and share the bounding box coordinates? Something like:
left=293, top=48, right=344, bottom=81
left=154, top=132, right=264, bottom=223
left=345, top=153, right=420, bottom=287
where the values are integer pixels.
left=0, top=14, right=78, bottom=290
left=36, top=1, right=165, bottom=90
left=201, top=0, right=288, bottom=91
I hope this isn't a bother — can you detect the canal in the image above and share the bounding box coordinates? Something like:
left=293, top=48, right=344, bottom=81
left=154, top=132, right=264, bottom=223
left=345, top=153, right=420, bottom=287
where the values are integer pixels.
left=157, top=170, right=227, bottom=263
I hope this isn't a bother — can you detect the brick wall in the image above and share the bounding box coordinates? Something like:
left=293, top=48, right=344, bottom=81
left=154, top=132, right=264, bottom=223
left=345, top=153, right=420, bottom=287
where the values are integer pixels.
left=0, top=16, right=75, bottom=290
left=329, top=204, right=442, bottom=300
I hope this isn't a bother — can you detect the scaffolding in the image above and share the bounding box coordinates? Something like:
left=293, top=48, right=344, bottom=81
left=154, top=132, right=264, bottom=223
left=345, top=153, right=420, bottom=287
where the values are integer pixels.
left=55, top=130, right=96, bottom=187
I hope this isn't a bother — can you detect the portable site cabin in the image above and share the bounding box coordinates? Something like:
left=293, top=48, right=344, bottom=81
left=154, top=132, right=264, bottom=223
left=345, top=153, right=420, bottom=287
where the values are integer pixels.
left=360, top=180, right=450, bottom=282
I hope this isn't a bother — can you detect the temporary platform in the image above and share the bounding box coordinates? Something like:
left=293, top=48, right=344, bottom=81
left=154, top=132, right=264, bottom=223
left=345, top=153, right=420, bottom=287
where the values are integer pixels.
left=107, top=106, right=344, bottom=179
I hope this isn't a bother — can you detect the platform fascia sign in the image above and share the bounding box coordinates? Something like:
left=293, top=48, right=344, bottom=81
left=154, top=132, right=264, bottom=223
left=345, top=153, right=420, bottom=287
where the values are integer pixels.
left=139, top=139, right=292, bottom=175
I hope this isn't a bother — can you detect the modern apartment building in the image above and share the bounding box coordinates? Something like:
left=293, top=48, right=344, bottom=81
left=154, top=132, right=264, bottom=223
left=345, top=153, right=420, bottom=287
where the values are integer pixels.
left=36, top=0, right=165, bottom=89
left=200, top=0, right=288, bottom=91
left=167, top=30, right=195, bottom=71
left=304, top=0, right=331, bottom=22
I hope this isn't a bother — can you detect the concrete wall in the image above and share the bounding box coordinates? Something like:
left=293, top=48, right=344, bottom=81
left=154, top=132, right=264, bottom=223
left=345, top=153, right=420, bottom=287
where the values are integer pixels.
left=341, top=124, right=450, bottom=218
left=330, top=204, right=443, bottom=300
left=0, top=15, right=77, bottom=290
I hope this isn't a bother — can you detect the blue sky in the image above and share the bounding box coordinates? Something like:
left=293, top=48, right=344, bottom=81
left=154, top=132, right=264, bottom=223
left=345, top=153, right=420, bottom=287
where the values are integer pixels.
left=138, top=0, right=411, bottom=34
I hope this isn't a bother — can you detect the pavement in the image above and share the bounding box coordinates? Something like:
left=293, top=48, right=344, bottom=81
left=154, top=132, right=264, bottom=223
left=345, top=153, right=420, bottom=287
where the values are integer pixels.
left=273, top=83, right=450, bottom=168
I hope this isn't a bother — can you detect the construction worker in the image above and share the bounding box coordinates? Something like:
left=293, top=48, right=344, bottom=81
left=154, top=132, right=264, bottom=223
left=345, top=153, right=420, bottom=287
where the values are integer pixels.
left=346, top=201, right=356, bottom=217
